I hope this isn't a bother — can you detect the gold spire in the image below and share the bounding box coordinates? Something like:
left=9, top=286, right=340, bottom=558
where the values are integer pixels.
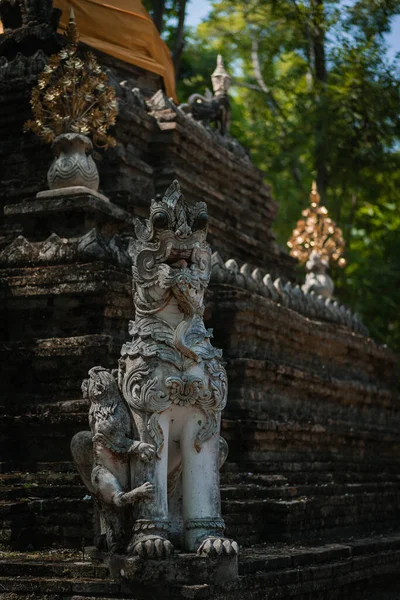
left=287, top=182, right=346, bottom=268
left=65, top=8, right=79, bottom=44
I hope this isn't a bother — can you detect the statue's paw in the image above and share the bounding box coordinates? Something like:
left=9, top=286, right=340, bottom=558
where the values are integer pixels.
left=134, top=481, right=153, bottom=500
left=197, top=537, right=239, bottom=557
left=131, top=535, right=174, bottom=559
left=137, top=442, right=156, bottom=463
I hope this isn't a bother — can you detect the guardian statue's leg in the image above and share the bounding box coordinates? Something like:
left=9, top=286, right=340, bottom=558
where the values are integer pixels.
left=128, top=411, right=174, bottom=558
left=181, top=409, right=223, bottom=551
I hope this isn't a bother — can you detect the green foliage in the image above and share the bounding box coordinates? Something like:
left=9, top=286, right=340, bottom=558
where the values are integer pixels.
left=178, top=0, right=400, bottom=351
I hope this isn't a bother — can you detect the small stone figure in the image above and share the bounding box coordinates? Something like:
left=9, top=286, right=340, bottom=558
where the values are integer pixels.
left=181, top=55, right=231, bottom=135
left=302, top=250, right=334, bottom=298
left=71, top=367, right=154, bottom=553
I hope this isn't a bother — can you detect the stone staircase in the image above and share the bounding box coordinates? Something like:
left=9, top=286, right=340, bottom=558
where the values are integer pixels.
left=2, top=459, right=400, bottom=553
left=1, top=532, right=400, bottom=599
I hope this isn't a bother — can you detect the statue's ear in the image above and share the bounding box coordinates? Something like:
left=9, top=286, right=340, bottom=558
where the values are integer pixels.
left=81, top=379, right=89, bottom=399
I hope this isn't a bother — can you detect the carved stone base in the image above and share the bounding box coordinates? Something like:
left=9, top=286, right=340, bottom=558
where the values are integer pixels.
left=109, top=551, right=238, bottom=584
left=36, top=185, right=110, bottom=202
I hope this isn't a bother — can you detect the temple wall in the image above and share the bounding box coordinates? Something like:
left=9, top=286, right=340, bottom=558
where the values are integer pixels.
left=0, top=16, right=400, bottom=599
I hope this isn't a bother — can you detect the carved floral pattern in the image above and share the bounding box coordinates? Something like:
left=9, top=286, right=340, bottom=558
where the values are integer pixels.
left=120, top=181, right=228, bottom=456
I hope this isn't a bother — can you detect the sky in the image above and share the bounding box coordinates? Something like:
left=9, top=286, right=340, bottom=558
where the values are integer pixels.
left=185, top=0, right=400, bottom=60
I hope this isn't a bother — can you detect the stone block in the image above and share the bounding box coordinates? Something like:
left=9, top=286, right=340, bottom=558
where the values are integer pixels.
left=109, top=552, right=238, bottom=585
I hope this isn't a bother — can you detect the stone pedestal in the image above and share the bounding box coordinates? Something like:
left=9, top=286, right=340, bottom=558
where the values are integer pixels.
left=109, top=552, right=238, bottom=585
left=4, top=188, right=133, bottom=239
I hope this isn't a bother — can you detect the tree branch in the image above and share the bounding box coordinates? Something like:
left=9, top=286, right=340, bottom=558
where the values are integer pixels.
left=251, top=37, right=287, bottom=121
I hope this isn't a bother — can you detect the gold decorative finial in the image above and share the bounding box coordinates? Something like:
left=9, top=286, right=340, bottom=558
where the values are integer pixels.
left=65, top=8, right=78, bottom=45
left=287, top=182, right=346, bottom=268
left=24, top=12, right=117, bottom=149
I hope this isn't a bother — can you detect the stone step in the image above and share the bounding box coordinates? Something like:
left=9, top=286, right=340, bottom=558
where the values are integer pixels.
left=0, top=399, right=88, bottom=417
left=1, top=532, right=400, bottom=599
left=0, top=471, right=82, bottom=486
left=0, top=576, right=121, bottom=595
left=0, top=461, right=77, bottom=474
left=222, top=480, right=400, bottom=500
left=224, top=459, right=400, bottom=476
left=0, top=484, right=86, bottom=501
left=2, top=468, right=400, bottom=549
left=0, top=557, right=109, bottom=579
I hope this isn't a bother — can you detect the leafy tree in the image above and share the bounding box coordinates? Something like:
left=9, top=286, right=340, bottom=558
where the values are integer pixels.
left=177, top=0, right=400, bottom=350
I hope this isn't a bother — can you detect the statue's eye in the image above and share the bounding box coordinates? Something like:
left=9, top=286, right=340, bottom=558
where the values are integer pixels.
left=153, top=212, right=169, bottom=229
left=193, top=212, right=208, bottom=230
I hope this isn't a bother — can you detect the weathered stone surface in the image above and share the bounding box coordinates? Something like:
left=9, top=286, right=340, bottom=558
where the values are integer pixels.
left=210, top=253, right=367, bottom=334
left=1, top=533, right=400, bottom=598
left=109, top=552, right=238, bottom=585
left=0, top=9, right=400, bottom=598
left=4, top=192, right=134, bottom=239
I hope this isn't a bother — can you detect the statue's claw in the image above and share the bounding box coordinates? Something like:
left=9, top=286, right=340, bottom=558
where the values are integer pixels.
left=197, top=537, right=239, bottom=557
left=131, top=535, right=174, bottom=559
left=138, top=442, right=156, bottom=463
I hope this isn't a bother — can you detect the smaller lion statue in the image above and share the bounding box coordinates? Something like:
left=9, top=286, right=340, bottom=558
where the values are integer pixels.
left=71, top=366, right=155, bottom=553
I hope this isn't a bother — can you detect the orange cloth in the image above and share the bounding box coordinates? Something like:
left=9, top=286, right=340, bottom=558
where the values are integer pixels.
left=54, top=0, right=177, bottom=100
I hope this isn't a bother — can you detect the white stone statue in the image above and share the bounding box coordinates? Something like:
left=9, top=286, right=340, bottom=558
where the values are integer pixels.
left=72, top=181, right=237, bottom=563
left=302, top=250, right=334, bottom=298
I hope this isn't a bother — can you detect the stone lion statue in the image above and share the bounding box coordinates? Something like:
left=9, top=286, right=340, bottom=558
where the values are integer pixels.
left=72, top=181, right=237, bottom=564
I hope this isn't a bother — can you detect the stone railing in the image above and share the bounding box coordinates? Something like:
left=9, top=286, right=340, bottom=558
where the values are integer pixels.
left=210, top=252, right=368, bottom=336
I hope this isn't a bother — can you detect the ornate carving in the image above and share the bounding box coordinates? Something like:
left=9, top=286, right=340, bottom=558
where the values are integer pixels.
left=0, top=229, right=131, bottom=267
left=121, top=182, right=227, bottom=454
left=180, top=55, right=231, bottom=135
left=22, top=10, right=117, bottom=192
left=25, top=11, right=117, bottom=149
left=210, top=252, right=368, bottom=336
left=47, top=133, right=99, bottom=190
left=71, top=366, right=154, bottom=553
left=288, top=182, right=346, bottom=298
left=72, top=180, right=236, bottom=571
left=118, top=180, right=236, bottom=559
left=185, top=519, right=225, bottom=531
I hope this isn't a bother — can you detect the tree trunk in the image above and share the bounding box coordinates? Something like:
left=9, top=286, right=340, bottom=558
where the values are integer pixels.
left=310, top=0, right=328, bottom=202
left=152, top=0, right=165, bottom=33
left=172, top=0, right=188, bottom=81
